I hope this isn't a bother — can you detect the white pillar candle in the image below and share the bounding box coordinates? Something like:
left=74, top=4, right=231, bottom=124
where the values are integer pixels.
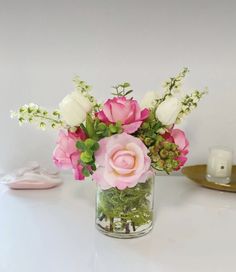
left=207, top=147, right=233, bottom=183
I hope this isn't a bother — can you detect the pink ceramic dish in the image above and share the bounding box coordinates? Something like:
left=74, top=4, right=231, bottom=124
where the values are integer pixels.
left=7, top=179, right=62, bottom=190
left=0, top=162, right=63, bottom=190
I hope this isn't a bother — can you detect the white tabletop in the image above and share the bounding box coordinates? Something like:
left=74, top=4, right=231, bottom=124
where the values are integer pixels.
left=0, top=174, right=236, bottom=272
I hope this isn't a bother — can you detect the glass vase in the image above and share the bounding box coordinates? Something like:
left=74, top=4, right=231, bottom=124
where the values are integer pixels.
left=95, top=176, right=155, bottom=239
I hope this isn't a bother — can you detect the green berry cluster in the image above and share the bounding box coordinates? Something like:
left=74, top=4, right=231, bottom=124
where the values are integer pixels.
left=136, top=110, right=180, bottom=174
left=147, top=136, right=180, bottom=173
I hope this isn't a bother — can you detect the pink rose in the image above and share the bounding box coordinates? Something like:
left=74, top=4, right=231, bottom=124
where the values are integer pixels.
left=163, top=129, right=189, bottom=170
left=96, top=97, right=149, bottom=134
left=92, top=132, right=153, bottom=190
left=53, top=128, right=87, bottom=180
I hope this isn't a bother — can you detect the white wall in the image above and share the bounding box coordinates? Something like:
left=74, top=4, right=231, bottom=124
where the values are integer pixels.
left=1, top=0, right=236, bottom=173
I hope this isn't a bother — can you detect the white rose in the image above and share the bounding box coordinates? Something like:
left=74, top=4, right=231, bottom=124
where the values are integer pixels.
left=155, top=97, right=181, bottom=126
left=59, top=91, right=93, bottom=126
left=141, top=91, right=159, bottom=108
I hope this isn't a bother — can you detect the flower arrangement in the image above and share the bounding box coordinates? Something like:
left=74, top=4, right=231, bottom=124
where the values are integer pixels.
left=11, top=68, right=206, bottom=237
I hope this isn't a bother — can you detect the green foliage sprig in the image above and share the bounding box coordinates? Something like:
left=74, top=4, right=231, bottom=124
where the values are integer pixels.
left=76, top=138, right=99, bottom=176
left=162, top=67, right=189, bottom=99
left=84, top=114, right=123, bottom=141
left=153, top=68, right=207, bottom=124
left=111, top=82, right=133, bottom=97
left=73, top=75, right=101, bottom=111
left=135, top=109, right=165, bottom=142
left=10, top=103, right=65, bottom=130
left=76, top=114, right=123, bottom=177
left=176, top=89, right=208, bottom=123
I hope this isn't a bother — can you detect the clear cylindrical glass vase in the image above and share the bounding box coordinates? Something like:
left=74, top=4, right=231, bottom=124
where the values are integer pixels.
left=95, top=176, right=155, bottom=239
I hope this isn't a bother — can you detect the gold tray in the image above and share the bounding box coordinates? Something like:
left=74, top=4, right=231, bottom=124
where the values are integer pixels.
left=182, top=165, right=236, bottom=192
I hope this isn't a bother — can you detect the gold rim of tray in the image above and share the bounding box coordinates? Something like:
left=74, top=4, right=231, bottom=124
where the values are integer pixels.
left=182, top=165, right=236, bottom=192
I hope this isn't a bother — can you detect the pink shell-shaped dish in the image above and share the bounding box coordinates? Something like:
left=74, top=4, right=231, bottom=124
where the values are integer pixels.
left=8, top=178, right=62, bottom=190
left=0, top=162, right=63, bottom=190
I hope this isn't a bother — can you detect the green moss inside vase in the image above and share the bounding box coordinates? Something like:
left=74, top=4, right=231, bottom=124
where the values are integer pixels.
left=96, top=177, right=154, bottom=238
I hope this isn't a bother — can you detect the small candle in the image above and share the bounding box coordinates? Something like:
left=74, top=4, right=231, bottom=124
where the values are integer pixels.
left=207, top=147, right=233, bottom=183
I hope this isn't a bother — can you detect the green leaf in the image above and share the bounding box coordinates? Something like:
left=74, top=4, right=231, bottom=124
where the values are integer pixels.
left=87, top=159, right=95, bottom=165
left=124, top=90, right=133, bottom=96
left=84, top=138, right=99, bottom=151
left=39, top=122, right=46, bottom=129
left=109, top=124, right=117, bottom=133
left=141, top=122, right=149, bottom=129
left=91, top=164, right=96, bottom=171
left=82, top=167, right=90, bottom=177
left=96, top=125, right=109, bottom=138
left=80, top=150, right=93, bottom=163
left=76, top=141, right=86, bottom=151
left=52, top=110, right=60, bottom=117
left=92, top=142, right=99, bottom=151
left=97, top=122, right=107, bottom=131
left=86, top=114, right=95, bottom=138
left=115, top=121, right=123, bottom=133
left=122, top=82, right=130, bottom=88
left=19, top=117, right=25, bottom=123
left=115, top=121, right=122, bottom=127
left=85, top=138, right=96, bottom=148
